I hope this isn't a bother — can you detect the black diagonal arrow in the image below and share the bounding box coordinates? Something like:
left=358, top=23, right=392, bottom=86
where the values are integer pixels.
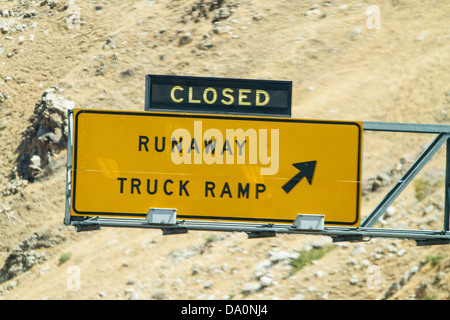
left=282, top=161, right=317, bottom=194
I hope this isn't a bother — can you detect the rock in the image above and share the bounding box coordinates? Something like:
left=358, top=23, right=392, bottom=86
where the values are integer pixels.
left=416, top=33, right=428, bottom=41
left=372, top=253, right=382, bottom=260
left=14, top=88, right=74, bottom=181
left=361, top=259, right=371, bottom=267
left=166, top=244, right=204, bottom=264
left=347, top=258, right=358, bottom=266
left=292, top=293, right=305, bottom=300
left=213, top=7, right=231, bottom=22
left=120, top=69, right=135, bottom=78
left=22, top=10, right=38, bottom=18
left=383, top=282, right=399, bottom=299
left=386, top=244, right=397, bottom=253
left=383, top=259, right=427, bottom=299
left=307, top=285, right=318, bottom=292
left=259, top=276, right=274, bottom=287
left=315, top=270, right=325, bottom=278
left=349, top=275, right=359, bottom=285
left=1, top=9, right=10, bottom=17
left=0, top=229, right=66, bottom=283
left=197, top=41, right=214, bottom=50
left=178, top=32, right=193, bottom=46
left=152, top=291, right=168, bottom=300
left=386, top=206, right=396, bottom=217
left=197, top=293, right=215, bottom=300
left=28, top=164, right=42, bottom=179
left=267, top=249, right=299, bottom=263
left=0, top=249, right=47, bottom=283
left=29, top=155, right=41, bottom=173
left=422, top=205, right=435, bottom=215
left=433, top=271, right=444, bottom=285
left=128, top=293, right=141, bottom=300
left=349, top=27, right=363, bottom=40
left=253, top=259, right=272, bottom=279
left=252, top=13, right=263, bottom=21
left=15, top=24, right=24, bottom=32
left=304, top=6, right=322, bottom=17
left=351, top=244, right=366, bottom=256
left=103, top=36, right=117, bottom=50
left=44, top=0, right=58, bottom=10
left=363, top=173, right=393, bottom=195
left=213, top=23, right=233, bottom=34
left=241, top=282, right=261, bottom=295
left=415, top=281, right=429, bottom=299
left=191, top=262, right=201, bottom=275
left=397, top=249, right=406, bottom=257
left=124, top=288, right=135, bottom=295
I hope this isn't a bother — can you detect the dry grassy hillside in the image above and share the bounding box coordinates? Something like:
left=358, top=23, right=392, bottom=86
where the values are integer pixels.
left=1, top=0, right=450, bottom=302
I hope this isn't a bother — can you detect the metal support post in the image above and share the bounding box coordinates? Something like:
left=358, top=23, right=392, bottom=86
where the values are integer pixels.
left=445, top=139, right=450, bottom=232
left=64, top=109, right=74, bottom=226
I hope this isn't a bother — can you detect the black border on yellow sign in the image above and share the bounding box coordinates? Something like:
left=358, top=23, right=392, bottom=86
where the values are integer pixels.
left=71, top=110, right=362, bottom=226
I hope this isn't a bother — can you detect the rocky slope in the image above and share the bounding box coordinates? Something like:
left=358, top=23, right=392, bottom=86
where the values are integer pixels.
left=0, top=0, right=450, bottom=301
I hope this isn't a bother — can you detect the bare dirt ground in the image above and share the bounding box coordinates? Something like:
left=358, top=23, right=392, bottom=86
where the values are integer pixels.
left=1, top=0, right=450, bottom=302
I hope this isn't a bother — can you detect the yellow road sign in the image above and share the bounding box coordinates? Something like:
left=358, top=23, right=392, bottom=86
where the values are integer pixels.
left=70, top=109, right=363, bottom=226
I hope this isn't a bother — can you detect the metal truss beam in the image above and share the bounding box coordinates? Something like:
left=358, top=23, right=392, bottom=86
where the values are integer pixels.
left=361, top=132, right=450, bottom=228
left=71, top=217, right=450, bottom=244
left=65, top=119, right=450, bottom=246
left=364, top=121, right=450, bottom=134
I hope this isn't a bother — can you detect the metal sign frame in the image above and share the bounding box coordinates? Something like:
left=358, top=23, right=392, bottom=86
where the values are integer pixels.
left=64, top=110, right=450, bottom=246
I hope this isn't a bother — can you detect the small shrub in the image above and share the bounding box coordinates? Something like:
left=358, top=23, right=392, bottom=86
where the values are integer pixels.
left=414, top=177, right=443, bottom=202
left=58, top=252, right=72, bottom=265
left=425, top=254, right=445, bottom=267
left=289, top=246, right=335, bottom=276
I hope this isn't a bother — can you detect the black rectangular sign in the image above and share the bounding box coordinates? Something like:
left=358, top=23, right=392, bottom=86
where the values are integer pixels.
left=145, top=74, right=292, bottom=117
